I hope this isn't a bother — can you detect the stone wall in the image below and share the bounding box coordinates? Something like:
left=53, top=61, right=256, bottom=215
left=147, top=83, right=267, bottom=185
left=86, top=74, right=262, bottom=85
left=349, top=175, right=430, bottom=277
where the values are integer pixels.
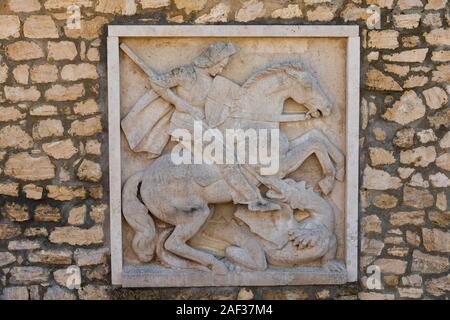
left=0, top=0, right=448, bottom=300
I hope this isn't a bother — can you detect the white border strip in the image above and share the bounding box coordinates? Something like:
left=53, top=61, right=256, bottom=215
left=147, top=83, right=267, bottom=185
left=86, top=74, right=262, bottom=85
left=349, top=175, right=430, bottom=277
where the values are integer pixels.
left=108, top=25, right=360, bottom=285
left=108, top=25, right=359, bottom=38
left=345, top=36, right=360, bottom=283
left=107, top=36, right=123, bottom=285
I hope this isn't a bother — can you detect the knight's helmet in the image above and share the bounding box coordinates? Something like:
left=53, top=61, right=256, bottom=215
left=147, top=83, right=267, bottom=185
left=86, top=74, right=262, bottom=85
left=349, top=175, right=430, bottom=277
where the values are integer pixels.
left=194, top=41, right=237, bottom=68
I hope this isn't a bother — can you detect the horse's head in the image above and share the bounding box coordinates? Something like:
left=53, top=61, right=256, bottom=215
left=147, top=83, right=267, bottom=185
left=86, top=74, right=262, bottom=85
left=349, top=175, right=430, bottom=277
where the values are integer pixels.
left=284, top=64, right=333, bottom=118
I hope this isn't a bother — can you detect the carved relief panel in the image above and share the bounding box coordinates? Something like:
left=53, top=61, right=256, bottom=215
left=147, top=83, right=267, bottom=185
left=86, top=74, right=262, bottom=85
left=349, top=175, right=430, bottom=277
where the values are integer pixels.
left=107, top=26, right=360, bottom=287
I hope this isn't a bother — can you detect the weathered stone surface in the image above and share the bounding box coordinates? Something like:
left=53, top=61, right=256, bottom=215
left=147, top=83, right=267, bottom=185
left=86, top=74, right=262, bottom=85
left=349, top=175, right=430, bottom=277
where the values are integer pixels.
left=74, top=248, right=108, bottom=266
left=0, top=63, right=9, bottom=83
left=436, top=192, right=447, bottom=211
left=4, top=153, right=55, bottom=181
left=398, top=167, right=415, bottom=179
left=369, top=148, right=395, bottom=166
left=361, top=238, right=384, bottom=256
left=436, top=153, right=450, bottom=171
left=95, top=0, right=136, bottom=14
left=384, top=91, right=425, bottom=125
left=423, top=87, right=448, bottom=110
left=74, top=99, right=99, bottom=115
left=387, top=247, right=409, bottom=257
left=4, top=86, right=40, bottom=102
left=235, top=0, right=265, bottom=22
left=362, top=215, right=382, bottom=234
left=367, top=0, right=394, bottom=8
left=24, top=227, right=48, bottom=237
left=43, top=286, right=76, bottom=300
left=373, top=258, right=407, bottom=275
left=393, top=14, right=421, bottom=29
left=412, top=250, right=449, bottom=273
left=90, top=204, right=107, bottom=223
left=425, top=0, right=447, bottom=9
left=0, top=15, right=21, bottom=39
left=393, top=128, right=414, bottom=148
left=432, top=50, right=450, bottom=62
left=397, top=0, right=423, bottom=9
left=46, top=185, right=86, bottom=201
left=1, top=287, right=29, bottom=300
left=30, top=105, right=58, bottom=117
left=69, top=116, right=102, bottom=136
left=8, top=0, right=41, bottom=12
left=417, top=129, right=437, bottom=144
left=358, top=292, right=395, bottom=300
left=406, top=230, right=421, bottom=246
left=363, top=166, right=402, bottom=190
left=196, top=3, right=230, bottom=23
left=440, top=131, right=450, bottom=148
left=43, top=139, right=77, bottom=160
left=372, top=193, right=398, bottom=209
left=390, top=211, right=425, bottom=226
left=49, top=225, right=103, bottom=245
left=78, top=284, right=110, bottom=300
left=383, top=49, right=428, bottom=63
left=48, top=41, right=78, bottom=61
left=0, top=252, right=16, bottom=267
left=384, top=64, right=409, bottom=77
left=271, top=4, right=302, bottom=19
left=428, top=108, right=450, bottom=129
left=44, top=0, right=93, bottom=10
left=68, top=205, right=86, bottom=225
left=401, top=274, right=422, bottom=287
left=400, top=146, right=436, bottom=167
left=45, top=84, right=85, bottom=101
left=423, top=228, right=450, bottom=253
left=0, top=107, right=25, bottom=122
left=398, top=287, right=423, bottom=299
left=368, top=30, right=399, bottom=49
left=426, top=274, right=450, bottom=296
left=425, top=28, right=450, bottom=46
left=85, top=264, right=109, bottom=281
left=140, top=0, right=170, bottom=9
left=4, top=202, right=30, bottom=222
left=85, top=140, right=101, bottom=155
left=30, top=64, right=59, bottom=84
left=28, top=250, right=72, bottom=265
left=366, top=68, right=402, bottom=91
left=429, top=172, right=450, bottom=188
left=9, top=266, right=49, bottom=284
left=403, top=75, right=429, bottom=89
left=403, top=186, right=434, bottom=209
left=64, top=16, right=108, bottom=40
left=432, top=64, right=450, bottom=83
left=409, top=173, right=429, bottom=188
left=9, top=65, right=28, bottom=85
left=6, top=41, right=44, bottom=61
left=24, top=15, right=59, bottom=39
left=306, top=5, right=335, bottom=22
left=0, top=223, right=21, bottom=240
left=32, top=119, right=64, bottom=140
left=0, top=183, right=19, bottom=196
left=34, top=204, right=61, bottom=222
left=8, top=240, right=40, bottom=250
left=61, top=63, right=99, bottom=81
left=77, top=159, right=102, bottom=182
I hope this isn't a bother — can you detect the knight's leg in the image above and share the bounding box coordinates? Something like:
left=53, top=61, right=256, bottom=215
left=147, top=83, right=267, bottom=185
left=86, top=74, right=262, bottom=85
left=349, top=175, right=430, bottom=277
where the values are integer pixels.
left=164, top=205, right=228, bottom=274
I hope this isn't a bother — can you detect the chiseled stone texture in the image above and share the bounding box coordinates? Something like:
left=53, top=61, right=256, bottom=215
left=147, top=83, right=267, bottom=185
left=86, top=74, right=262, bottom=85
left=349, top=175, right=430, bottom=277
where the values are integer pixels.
left=0, top=0, right=448, bottom=301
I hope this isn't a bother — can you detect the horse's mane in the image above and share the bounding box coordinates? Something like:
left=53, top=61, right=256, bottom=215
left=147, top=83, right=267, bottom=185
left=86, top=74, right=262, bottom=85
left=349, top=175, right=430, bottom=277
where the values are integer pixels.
left=242, top=61, right=306, bottom=89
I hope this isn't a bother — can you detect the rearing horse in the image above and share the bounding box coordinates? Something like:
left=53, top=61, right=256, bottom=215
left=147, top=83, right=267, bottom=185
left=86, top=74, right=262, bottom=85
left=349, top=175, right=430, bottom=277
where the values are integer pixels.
left=122, top=62, right=345, bottom=273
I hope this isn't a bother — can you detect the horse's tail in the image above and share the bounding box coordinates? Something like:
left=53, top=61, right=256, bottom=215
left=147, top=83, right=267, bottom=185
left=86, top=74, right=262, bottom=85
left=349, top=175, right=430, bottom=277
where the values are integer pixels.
left=122, top=170, right=156, bottom=262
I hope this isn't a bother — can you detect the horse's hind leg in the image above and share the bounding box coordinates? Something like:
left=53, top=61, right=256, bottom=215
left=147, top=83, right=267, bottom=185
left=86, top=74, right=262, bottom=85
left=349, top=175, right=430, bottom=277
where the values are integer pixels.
left=164, top=205, right=228, bottom=274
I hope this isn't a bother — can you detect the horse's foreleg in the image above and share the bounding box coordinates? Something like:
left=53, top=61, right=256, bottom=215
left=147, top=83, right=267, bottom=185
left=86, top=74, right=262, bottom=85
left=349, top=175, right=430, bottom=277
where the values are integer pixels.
left=307, top=129, right=345, bottom=181
left=281, top=137, right=337, bottom=194
left=164, top=205, right=228, bottom=274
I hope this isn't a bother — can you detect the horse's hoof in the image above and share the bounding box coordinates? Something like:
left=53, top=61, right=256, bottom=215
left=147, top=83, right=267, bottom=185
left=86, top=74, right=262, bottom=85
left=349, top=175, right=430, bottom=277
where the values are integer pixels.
left=336, top=167, right=345, bottom=182
left=211, top=261, right=228, bottom=275
left=318, top=176, right=334, bottom=195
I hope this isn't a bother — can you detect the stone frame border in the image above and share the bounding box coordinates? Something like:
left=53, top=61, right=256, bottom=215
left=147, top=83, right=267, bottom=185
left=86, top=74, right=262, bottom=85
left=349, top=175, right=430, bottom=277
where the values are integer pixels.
left=107, top=25, right=360, bottom=286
